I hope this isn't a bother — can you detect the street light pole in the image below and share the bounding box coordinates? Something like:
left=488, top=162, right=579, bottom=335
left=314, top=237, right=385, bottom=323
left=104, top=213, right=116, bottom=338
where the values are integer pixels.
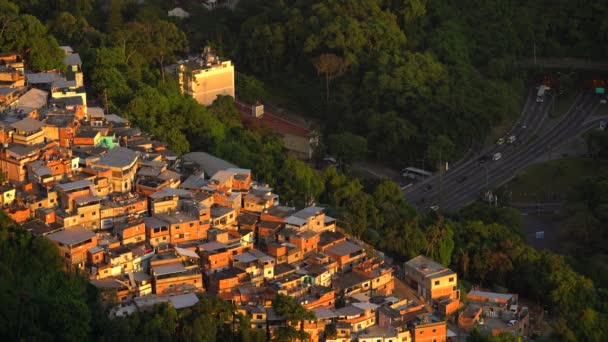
left=484, top=164, right=489, bottom=189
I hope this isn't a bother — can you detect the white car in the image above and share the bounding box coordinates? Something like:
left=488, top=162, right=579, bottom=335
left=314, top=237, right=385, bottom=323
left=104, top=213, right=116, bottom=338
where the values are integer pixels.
left=492, top=152, right=502, bottom=161
left=508, top=319, right=518, bottom=326
left=507, top=135, right=516, bottom=144
left=429, top=205, right=439, bottom=211
left=497, top=138, right=505, bottom=145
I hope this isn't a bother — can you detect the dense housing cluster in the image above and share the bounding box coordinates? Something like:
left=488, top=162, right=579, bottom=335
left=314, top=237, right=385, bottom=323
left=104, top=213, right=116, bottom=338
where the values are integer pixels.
left=0, top=47, right=469, bottom=342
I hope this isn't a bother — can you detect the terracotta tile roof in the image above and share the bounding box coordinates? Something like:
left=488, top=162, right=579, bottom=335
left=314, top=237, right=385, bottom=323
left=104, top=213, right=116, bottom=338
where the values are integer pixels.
left=236, top=101, right=311, bottom=137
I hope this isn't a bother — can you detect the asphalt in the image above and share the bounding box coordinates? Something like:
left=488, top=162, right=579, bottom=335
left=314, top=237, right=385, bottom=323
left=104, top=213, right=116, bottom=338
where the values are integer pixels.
left=405, top=89, right=604, bottom=213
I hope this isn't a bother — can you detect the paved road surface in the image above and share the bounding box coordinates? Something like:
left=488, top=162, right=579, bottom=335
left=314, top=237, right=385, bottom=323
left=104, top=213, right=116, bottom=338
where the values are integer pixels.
left=405, top=89, right=603, bottom=213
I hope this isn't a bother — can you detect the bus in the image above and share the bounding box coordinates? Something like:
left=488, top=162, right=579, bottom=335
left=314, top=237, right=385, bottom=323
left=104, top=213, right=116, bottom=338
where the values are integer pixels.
left=402, top=167, right=433, bottom=179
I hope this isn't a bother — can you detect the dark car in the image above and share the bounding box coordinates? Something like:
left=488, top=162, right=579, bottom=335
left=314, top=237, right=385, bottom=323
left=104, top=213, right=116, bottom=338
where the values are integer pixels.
left=457, top=175, right=468, bottom=183
left=477, top=156, right=489, bottom=164
left=423, top=184, right=433, bottom=192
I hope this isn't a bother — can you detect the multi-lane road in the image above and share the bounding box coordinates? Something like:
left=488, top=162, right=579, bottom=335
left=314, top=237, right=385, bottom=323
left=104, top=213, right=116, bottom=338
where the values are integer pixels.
left=405, top=89, right=605, bottom=212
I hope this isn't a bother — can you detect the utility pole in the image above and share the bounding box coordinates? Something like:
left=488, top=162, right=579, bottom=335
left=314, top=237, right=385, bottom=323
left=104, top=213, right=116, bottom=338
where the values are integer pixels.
left=104, top=89, right=109, bottom=115
left=438, top=149, right=443, bottom=209
left=484, top=165, right=489, bottom=189
left=533, top=41, right=537, bottom=66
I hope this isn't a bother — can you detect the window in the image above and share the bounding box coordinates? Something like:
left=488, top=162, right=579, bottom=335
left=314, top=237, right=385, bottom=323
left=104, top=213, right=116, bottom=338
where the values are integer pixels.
left=50, top=199, right=55, bottom=203
left=92, top=211, right=96, bottom=216
left=432, top=329, right=436, bottom=332
left=449, top=277, right=454, bottom=282
left=420, top=331, right=424, bottom=334
left=80, top=214, right=85, bottom=218
left=376, top=279, right=380, bottom=283
left=189, top=223, right=194, bottom=227
left=434, top=280, right=440, bottom=285
left=256, top=314, right=263, bottom=319
left=38, top=203, right=42, bottom=207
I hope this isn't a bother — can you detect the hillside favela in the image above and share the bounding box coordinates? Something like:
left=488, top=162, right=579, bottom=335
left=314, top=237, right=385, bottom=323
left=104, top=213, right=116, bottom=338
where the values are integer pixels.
left=1, top=1, right=607, bottom=341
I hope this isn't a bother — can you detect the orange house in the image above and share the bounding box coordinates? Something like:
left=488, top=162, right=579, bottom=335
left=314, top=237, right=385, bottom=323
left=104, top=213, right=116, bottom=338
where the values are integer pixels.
left=145, top=216, right=170, bottom=246
left=151, top=263, right=203, bottom=295
left=412, top=318, right=446, bottom=342
left=87, top=246, right=105, bottom=265
left=228, top=168, right=251, bottom=191
left=260, top=206, right=295, bottom=223
left=156, top=212, right=207, bottom=244
left=258, top=220, right=283, bottom=240
left=5, top=206, right=31, bottom=223
left=265, top=242, right=287, bottom=264
left=72, top=130, right=101, bottom=147
left=206, top=267, right=248, bottom=294
left=202, top=248, right=232, bottom=273
left=301, top=288, right=335, bottom=309
left=289, top=231, right=320, bottom=255
left=325, top=240, right=365, bottom=271
left=45, top=226, right=98, bottom=269
left=114, top=219, right=146, bottom=245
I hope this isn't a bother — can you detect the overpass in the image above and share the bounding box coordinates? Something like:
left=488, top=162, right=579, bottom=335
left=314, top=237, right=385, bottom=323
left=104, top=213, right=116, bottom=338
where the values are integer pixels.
left=519, top=58, right=608, bottom=71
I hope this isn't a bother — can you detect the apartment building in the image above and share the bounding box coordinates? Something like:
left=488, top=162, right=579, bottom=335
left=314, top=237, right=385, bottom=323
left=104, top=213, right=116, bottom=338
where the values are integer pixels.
left=175, top=49, right=235, bottom=106
left=86, top=147, right=139, bottom=194
left=404, top=255, right=460, bottom=315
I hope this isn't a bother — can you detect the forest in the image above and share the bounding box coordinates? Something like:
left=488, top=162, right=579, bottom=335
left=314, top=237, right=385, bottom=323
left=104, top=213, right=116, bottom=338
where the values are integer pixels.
left=0, top=0, right=607, bottom=341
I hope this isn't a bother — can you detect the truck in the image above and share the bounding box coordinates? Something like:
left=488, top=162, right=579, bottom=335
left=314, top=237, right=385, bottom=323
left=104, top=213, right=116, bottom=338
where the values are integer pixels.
left=536, top=85, right=549, bottom=102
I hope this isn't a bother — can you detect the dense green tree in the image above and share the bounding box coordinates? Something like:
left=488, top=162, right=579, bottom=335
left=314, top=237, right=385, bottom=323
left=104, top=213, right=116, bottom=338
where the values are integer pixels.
left=236, top=73, right=267, bottom=105
left=277, top=155, right=324, bottom=208
left=272, top=294, right=315, bottom=341
left=0, top=222, right=91, bottom=341
left=328, top=132, right=368, bottom=166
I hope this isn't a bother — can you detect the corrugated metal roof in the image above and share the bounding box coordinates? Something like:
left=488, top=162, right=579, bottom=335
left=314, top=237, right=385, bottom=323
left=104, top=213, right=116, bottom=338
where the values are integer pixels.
left=10, top=117, right=44, bottom=132
left=169, top=293, right=199, bottom=309
left=56, top=180, right=93, bottom=192
left=152, top=263, right=186, bottom=276
left=182, top=152, right=238, bottom=176
left=26, top=72, right=61, bottom=84
left=313, top=307, right=336, bottom=319
left=468, top=290, right=513, bottom=301
left=64, top=53, right=82, bottom=66
left=93, top=147, right=138, bottom=168
left=284, top=216, right=307, bottom=226
left=46, top=226, right=95, bottom=246
left=175, top=247, right=200, bottom=259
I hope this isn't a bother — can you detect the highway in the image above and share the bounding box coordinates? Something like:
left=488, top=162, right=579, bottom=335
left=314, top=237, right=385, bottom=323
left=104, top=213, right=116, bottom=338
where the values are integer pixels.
left=405, top=89, right=603, bottom=213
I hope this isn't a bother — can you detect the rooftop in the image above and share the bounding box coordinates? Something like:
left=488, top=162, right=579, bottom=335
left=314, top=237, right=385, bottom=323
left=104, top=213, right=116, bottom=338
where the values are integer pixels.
left=10, top=117, right=44, bottom=132
left=182, top=152, right=237, bottom=177
left=326, top=240, right=363, bottom=257
left=152, top=262, right=187, bottom=276
left=46, top=226, right=96, bottom=246
left=56, top=179, right=93, bottom=192
left=92, top=147, right=138, bottom=168
left=169, top=293, right=199, bottom=309
left=405, top=255, right=455, bottom=278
